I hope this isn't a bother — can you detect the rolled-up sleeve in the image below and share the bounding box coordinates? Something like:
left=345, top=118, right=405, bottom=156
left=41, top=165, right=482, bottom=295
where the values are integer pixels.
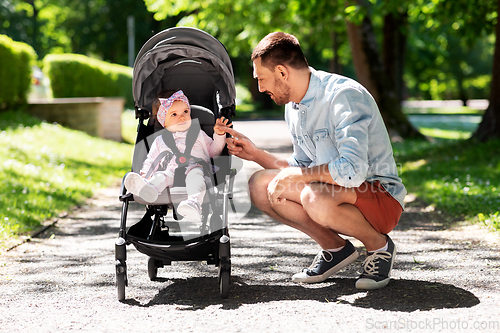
left=327, top=88, right=371, bottom=188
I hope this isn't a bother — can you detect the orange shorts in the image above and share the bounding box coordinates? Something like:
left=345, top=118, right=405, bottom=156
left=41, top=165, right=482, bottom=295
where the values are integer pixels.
left=353, top=181, right=403, bottom=234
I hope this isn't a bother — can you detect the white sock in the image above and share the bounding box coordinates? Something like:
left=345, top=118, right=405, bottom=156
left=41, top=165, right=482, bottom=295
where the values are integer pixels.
left=370, top=241, right=388, bottom=253
left=326, top=245, right=345, bottom=253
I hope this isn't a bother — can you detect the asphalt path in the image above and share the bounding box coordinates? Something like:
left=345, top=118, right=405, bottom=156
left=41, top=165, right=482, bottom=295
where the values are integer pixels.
left=1, top=119, right=499, bottom=333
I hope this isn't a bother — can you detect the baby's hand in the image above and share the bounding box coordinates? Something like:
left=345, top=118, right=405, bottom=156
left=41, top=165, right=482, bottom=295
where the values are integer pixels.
left=214, top=117, right=233, bottom=135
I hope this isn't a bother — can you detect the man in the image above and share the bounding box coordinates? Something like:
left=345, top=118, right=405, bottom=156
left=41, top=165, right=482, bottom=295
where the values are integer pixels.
left=225, top=32, right=406, bottom=289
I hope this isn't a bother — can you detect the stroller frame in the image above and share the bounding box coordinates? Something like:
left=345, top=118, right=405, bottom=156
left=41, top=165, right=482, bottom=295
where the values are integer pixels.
left=115, top=27, right=237, bottom=301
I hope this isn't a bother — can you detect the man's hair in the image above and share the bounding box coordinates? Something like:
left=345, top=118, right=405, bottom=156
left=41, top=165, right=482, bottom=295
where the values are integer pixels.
left=251, top=32, right=308, bottom=70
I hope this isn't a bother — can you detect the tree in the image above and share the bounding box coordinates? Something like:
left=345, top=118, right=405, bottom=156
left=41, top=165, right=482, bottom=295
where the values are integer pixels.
left=472, top=0, right=500, bottom=141
left=144, top=0, right=425, bottom=138
left=345, top=1, right=422, bottom=138
left=0, top=0, right=179, bottom=65
left=428, top=0, right=499, bottom=141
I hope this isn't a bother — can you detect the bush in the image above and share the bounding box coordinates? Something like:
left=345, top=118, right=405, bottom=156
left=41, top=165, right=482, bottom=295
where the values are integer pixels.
left=42, top=54, right=133, bottom=108
left=0, top=34, right=37, bottom=109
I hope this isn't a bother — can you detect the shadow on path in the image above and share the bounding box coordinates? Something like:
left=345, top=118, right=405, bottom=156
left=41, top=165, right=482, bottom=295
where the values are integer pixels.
left=123, top=276, right=479, bottom=312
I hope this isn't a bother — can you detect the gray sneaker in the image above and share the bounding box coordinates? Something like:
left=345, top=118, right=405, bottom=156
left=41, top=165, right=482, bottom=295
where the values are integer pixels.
left=355, top=235, right=396, bottom=290
left=292, top=240, right=359, bottom=283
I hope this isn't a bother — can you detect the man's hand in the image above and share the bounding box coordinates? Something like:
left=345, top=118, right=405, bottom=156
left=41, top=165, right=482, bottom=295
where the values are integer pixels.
left=224, top=127, right=260, bottom=161
left=267, top=167, right=303, bottom=205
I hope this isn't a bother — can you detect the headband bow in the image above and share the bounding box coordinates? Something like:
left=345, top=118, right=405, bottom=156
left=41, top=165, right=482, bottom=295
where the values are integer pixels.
left=157, top=90, right=191, bottom=127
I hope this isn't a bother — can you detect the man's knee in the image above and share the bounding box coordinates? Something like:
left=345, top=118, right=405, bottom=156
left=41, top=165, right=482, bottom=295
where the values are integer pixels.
left=248, top=170, right=274, bottom=207
left=300, top=185, right=322, bottom=210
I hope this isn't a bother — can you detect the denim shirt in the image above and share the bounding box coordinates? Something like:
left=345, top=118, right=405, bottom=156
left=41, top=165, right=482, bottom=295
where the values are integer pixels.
left=285, top=68, right=406, bottom=209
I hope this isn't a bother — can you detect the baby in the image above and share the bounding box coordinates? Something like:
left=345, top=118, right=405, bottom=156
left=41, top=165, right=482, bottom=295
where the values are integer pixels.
left=125, top=90, right=232, bottom=222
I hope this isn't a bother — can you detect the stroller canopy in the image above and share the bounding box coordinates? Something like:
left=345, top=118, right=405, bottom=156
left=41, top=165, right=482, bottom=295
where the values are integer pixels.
left=133, top=27, right=236, bottom=113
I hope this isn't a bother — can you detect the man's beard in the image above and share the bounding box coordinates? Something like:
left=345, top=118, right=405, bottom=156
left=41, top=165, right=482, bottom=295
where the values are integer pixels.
left=267, top=80, right=290, bottom=106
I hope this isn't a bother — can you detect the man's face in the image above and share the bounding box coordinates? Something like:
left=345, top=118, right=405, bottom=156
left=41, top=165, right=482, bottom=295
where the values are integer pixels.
left=253, top=57, right=291, bottom=106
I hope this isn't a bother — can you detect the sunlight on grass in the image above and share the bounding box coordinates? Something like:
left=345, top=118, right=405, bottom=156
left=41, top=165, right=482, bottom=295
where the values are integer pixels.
left=419, top=128, right=471, bottom=140
left=394, top=138, right=500, bottom=231
left=0, top=111, right=133, bottom=243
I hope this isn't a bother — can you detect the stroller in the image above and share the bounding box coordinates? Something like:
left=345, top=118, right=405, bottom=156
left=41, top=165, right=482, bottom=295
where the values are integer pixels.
left=115, top=27, right=237, bottom=301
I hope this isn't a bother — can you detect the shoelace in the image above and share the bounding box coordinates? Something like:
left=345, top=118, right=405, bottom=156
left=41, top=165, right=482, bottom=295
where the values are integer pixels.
left=362, top=251, right=392, bottom=275
left=308, top=250, right=333, bottom=270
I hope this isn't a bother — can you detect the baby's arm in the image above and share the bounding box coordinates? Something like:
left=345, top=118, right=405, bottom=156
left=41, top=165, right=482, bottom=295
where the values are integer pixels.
left=205, top=117, right=232, bottom=157
left=139, top=136, right=165, bottom=177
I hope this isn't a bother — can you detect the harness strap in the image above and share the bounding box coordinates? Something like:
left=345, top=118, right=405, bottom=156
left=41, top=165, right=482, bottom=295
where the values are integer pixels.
left=161, top=118, right=201, bottom=167
left=144, top=150, right=173, bottom=180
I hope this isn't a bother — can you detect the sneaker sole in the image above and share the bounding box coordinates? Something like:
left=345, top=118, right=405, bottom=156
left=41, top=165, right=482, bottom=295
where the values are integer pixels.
left=177, top=205, right=202, bottom=223
left=125, top=173, right=149, bottom=197
left=355, top=244, right=397, bottom=290
left=138, top=184, right=159, bottom=203
left=292, top=250, right=359, bottom=283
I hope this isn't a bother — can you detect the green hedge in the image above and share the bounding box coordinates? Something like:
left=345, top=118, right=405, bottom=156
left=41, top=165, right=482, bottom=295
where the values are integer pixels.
left=0, top=35, right=37, bottom=110
left=43, top=54, right=134, bottom=108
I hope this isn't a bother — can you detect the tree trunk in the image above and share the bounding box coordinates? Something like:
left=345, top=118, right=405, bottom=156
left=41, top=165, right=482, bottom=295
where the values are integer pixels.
left=345, top=19, right=379, bottom=103
left=345, top=8, right=423, bottom=139
left=471, top=0, right=500, bottom=141
left=383, top=11, right=407, bottom=103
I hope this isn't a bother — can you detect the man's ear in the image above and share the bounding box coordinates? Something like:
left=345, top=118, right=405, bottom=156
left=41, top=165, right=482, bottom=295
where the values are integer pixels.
left=276, top=65, right=289, bottom=81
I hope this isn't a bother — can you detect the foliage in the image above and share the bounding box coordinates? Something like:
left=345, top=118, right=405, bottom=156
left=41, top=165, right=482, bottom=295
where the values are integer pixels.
left=42, top=53, right=134, bottom=108
left=0, top=110, right=132, bottom=241
left=0, top=34, right=37, bottom=109
left=405, top=1, right=496, bottom=101
left=144, top=0, right=352, bottom=70
left=143, top=0, right=497, bottom=103
left=2, top=0, right=498, bottom=104
left=0, top=0, right=179, bottom=65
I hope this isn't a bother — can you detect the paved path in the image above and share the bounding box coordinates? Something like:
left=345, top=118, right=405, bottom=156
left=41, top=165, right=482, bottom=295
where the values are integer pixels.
left=1, top=120, right=499, bottom=333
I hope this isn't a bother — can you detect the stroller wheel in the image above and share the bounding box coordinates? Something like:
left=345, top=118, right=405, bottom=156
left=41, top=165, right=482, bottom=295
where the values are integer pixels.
left=148, top=257, right=158, bottom=280
left=116, top=262, right=127, bottom=301
left=219, top=269, right=230, bottom=299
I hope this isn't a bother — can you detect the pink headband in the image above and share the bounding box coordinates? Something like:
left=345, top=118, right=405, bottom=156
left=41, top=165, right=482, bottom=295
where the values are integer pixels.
left=157, top=90, right=191, bottom=127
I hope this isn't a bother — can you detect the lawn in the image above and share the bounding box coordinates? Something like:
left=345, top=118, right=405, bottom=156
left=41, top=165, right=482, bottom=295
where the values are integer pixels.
left=0, top=110, right=133, bottom=245
left=395, top=109, right=500, bottom=232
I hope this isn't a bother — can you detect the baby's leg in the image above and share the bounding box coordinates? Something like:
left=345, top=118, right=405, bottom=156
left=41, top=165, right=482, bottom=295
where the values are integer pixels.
left=177, top=167, right=205, bottom=222
left=148, top=171, right=174, bottom=193
left=185, top=167, right=206, bottom=204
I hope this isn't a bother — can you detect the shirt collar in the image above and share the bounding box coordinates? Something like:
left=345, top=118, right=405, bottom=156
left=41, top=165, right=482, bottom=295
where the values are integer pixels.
left=294, top=67, right=319, bottom=110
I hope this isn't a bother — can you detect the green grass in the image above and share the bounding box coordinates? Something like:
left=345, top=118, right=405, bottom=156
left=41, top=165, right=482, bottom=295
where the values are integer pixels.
left=400, top=107, right=499, bottom=232
left=418, top=127, right=472, bottom=140
left=393, top=137, right=500, bottom=231
left=0, top=110, right=133, bottom=244
left=403, top=106, right=485, bottom=115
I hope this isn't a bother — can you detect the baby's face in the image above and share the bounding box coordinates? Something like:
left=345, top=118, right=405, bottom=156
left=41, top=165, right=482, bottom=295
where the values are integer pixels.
left=164, top=100, right=191, bottom=132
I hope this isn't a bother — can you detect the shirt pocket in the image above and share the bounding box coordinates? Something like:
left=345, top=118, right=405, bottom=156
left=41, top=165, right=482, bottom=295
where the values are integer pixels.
left=313, top=128, right=339, bottom=164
